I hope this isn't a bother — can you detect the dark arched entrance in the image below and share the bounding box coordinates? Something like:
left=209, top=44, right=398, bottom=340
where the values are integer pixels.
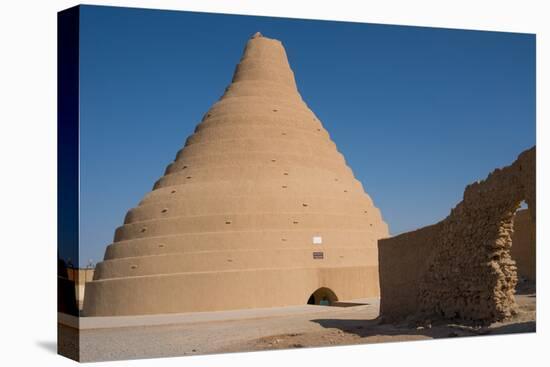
left=307, top=287, right=338, bottom=306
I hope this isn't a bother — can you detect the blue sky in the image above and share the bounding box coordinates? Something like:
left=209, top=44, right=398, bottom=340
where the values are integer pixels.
left=73, top=5, right=535, bottom=266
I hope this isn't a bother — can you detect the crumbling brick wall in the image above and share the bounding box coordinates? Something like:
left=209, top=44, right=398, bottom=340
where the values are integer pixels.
left=379, top=147, right=535, bottom=324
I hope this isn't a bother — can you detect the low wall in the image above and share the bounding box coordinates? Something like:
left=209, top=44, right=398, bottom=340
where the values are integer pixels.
left=378, top=224, right=441, bottom=321
left=379, top=211, right=535, bottom=322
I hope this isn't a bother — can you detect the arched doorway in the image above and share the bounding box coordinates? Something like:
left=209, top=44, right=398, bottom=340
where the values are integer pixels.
left=307, top=287, right=338, bottom=306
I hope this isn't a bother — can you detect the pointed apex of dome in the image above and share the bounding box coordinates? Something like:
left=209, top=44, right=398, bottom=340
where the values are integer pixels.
left=229, top=32, right=296, bottom=89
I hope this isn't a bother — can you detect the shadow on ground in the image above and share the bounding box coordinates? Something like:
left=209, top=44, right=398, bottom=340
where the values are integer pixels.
left=310, top=318, right=535, bottom=340
left=332, top=301, right=370, bottom=308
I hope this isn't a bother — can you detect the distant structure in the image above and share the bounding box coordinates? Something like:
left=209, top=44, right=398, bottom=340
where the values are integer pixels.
left=83, top=33, right=388, bottom=316
left=379, top=147, right=535, bottom=324
left=69, top=267, right=95, bottom=310
left=58, top=260, right=95, bottom=314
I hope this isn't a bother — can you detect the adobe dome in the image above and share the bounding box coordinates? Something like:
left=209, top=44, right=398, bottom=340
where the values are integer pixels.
left=83, top=33, right=389, bottom=316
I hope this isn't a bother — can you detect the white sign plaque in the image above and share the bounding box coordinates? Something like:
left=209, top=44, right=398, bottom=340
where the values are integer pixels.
left=312, top=236, right=322, bottom=244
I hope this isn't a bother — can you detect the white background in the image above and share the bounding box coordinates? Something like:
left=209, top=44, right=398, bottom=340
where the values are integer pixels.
left=0, top=0, right=547, bottom=366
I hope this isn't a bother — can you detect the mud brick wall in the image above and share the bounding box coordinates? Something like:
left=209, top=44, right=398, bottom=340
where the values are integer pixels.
left=511, top=209, right=536, bottom=281
left=378, top=224, right=441, bottom=321
left=379, top=147, right=535, bottom=324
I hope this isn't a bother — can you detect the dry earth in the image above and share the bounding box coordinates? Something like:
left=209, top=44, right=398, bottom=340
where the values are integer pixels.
left=231, top=293, right=535, bottom=353
left=60, top=287, right=535, bottom=362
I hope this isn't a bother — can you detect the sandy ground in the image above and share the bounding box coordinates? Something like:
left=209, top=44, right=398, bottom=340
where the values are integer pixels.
left=60, top=290, right=535, bottom=362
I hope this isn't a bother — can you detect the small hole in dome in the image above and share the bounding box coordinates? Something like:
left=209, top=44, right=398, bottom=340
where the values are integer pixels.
left=344, top=190, right=348, bottom=193
left=281, top=238, right=287, bottom=242
left=282, top=185, right=288, bottom=189
left=225, top=220, right=232, bottom=224
left=140, top=227, right=147, bottom=233
left=182, top=165, right=188, bottom=170
left=186, top=176, right=192, bottom=179
left=283, top=172, right=289, bottom=176
left=293, top=220, right=299, bottom=224
left=227, top=259, right=233, bottom=262
left=130, top=265, right=138, bottom=269
left=158, top=244, right=165, bottom=248
left=171, top=190, right=177, bottom=194
left=334, top=178, right=339, bottom=181
left=370, top=224, right=373, bottom=227
left=273, top=109, right=278, bottom=112
left=271, top=159, right=276, bottom=162
left=281, top=132, right=287, bottom=136
left=161, top=208, right=168, bottom=213
left=317, top=128, right=321, bottom=131
left=364, top=210, right=368, bottom=214
left=302, top=203, right=308, bottom=207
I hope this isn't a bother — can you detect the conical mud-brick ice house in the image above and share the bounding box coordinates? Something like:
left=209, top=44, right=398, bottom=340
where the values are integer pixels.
left=83, top=33, right=389, bottom=316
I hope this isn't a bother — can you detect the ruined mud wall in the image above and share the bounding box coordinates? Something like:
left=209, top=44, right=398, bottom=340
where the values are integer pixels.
left=379, top=147, right=535, bottom=324
left=511, top=209, right=536, bottom=281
